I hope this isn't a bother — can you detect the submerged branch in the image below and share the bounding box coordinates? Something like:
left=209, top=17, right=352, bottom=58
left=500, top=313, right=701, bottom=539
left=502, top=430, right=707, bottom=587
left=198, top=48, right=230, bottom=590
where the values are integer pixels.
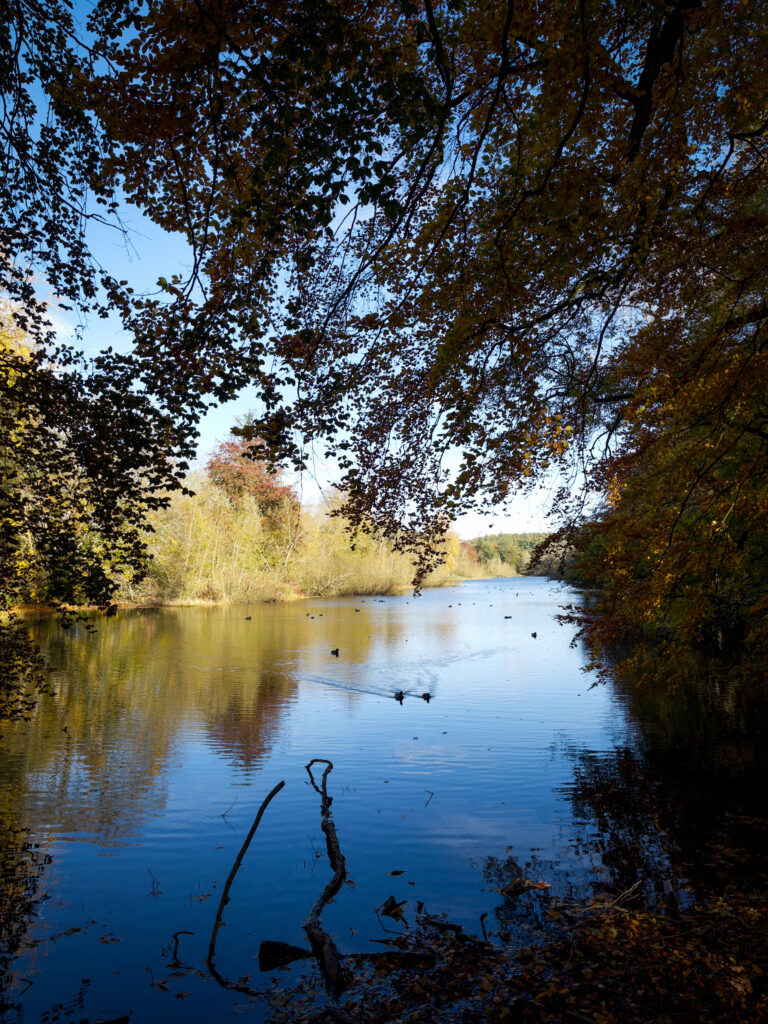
left=304, top=758, right=348, bottom=997
left=207, top=778, right=285, bottom=993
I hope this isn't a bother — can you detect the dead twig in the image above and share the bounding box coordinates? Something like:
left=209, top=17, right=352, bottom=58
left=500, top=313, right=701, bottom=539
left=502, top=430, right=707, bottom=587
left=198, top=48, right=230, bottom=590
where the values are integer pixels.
left=304, top=759, right=348, bottom=997
left=207, top=779, right=285, bottom=994
left=607, top=879, right=645, bottom=908
left=171, top=929, right=194, bottom=968
left=221, top=793, right=238, bottom=825
left=553, top=879, right=646, bottom=924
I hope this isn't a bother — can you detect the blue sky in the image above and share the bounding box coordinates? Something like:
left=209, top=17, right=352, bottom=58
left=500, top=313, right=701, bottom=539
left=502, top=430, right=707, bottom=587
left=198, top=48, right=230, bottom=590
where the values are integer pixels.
left=47, top=191, right=551, bottom=539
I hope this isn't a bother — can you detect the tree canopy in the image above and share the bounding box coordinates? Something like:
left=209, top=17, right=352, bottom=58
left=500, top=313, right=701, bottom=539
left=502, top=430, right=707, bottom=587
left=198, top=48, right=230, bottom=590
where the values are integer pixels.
left=2, top=0, right=767, bottom=680
left=206, top=436, right=298, bottom=512
left=0, top=0, right=190, bottom=615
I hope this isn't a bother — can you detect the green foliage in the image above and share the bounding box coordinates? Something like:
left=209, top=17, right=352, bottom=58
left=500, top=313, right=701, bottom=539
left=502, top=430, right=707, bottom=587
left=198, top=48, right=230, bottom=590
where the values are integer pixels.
left=0, top=614, right=49, bottom=723
left=0, top=314, right=183, bottom=610
left=3, top=0, right=768, bottom=683
left=121, top=471, right=458, bottom=605
left=560, top=414, right=768, bottom=685
left=121, top=475, right=300, bottom=604
left=467, top=534, right=549, bottom=576
left=71, top=0, right=768, bottom=592
left=0, top=310, right=184, bottom=714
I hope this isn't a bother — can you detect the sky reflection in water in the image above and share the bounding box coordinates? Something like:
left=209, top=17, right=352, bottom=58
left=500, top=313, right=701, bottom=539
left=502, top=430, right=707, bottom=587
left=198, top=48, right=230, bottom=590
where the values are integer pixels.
left=3, top=577, right=763, bottom=1022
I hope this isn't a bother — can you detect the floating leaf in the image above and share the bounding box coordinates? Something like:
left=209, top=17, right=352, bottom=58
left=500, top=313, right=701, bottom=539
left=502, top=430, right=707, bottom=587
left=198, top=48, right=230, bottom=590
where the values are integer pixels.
left=377, top=895, right=408, bottom=924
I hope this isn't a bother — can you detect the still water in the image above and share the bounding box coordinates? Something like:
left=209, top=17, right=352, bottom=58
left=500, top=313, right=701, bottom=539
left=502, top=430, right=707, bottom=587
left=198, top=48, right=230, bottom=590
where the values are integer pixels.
left=1, top=578, right=766, bottom=1021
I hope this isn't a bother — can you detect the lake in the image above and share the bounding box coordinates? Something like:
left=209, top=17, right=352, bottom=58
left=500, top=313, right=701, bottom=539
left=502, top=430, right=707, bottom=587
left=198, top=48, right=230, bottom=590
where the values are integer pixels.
left=2, top=577, right=767, bottom=1021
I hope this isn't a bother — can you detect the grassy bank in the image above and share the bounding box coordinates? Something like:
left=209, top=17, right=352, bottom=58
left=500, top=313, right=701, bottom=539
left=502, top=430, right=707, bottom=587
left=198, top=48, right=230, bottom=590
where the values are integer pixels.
left=6, top=429, right=558, bottom=611
left=112, top=483, right=564, bottom=606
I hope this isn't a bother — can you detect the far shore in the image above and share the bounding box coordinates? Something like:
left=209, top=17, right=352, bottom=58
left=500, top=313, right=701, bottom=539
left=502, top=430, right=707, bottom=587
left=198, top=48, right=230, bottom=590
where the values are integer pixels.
left=9, top=572, right=529, bottom=617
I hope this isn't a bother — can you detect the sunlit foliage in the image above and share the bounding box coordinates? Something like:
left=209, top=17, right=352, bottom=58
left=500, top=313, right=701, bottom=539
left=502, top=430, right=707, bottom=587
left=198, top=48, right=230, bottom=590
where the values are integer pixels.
left=2, top=0, right=767, bottom=680
left=0, top=311, right=182, bottom=610
left=123, top=469, right=460, bottom=605
left=469, top=534, right=550, bottom=575
left=0, top=305, right=183, bottom=712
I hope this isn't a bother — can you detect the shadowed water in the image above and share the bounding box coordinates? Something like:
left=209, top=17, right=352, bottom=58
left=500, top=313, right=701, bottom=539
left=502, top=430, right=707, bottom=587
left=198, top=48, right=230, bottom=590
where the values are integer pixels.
left=1, top=577, right=766, bottom=1021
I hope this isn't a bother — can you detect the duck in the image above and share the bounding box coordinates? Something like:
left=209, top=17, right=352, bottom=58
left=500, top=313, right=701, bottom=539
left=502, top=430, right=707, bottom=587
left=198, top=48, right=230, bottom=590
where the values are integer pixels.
left=394, top=690, right=405, bottom=703
left=330, top=648, right=340, bottom=656
left=531, top=631, right=537, bottom=638
left=421, top=693, right=431, bottom=702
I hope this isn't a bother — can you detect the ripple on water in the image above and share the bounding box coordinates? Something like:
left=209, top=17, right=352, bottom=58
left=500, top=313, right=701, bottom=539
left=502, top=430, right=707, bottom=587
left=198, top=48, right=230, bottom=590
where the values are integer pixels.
left=7, top=578, right=761, bottom=1020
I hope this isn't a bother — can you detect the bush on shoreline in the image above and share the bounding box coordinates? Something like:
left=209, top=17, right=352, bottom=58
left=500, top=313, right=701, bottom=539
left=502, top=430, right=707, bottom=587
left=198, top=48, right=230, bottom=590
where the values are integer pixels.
left=7, top=424, right=556, bottom=610
left=116, top=474, right=467, bottom=605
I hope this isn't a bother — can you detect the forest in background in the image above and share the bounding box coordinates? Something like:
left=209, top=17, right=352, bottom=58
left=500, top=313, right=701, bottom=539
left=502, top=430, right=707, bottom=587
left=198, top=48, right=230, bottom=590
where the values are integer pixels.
left=1, top=4, right=767, bottom=1020
left=1, top=311, right=548, bottom=617
left=3, top=427, right=543, bottom=612
left=118, top=441, right=547, bottom=606
left=123, top=494, right=550, bottom=606
left=463, top=533, right=560, bottom=578
left=2, top=0, right=767, bottom=691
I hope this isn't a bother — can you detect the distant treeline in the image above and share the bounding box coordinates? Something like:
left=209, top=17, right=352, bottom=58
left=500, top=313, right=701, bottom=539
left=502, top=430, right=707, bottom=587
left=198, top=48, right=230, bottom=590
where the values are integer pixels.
left=7, top=428, right=561, bottom=609
left=458, top=533, right=562, bottom=578
left=117, top=443, right=566, bottom=604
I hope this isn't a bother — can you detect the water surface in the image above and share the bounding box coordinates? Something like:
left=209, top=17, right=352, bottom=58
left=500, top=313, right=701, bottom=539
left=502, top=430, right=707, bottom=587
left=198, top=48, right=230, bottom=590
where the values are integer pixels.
left=2, top=578, right=766, bottom=1021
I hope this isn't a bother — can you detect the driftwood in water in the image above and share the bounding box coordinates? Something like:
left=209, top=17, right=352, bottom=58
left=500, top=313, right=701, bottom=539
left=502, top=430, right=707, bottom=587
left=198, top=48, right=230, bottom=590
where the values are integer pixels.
left=171, top=929, right=194, bottom=968
left=303, top=758, right=348, bottom=997
left=357, top=949, right=436, bottom=968
left=207, top=779, right=285, bottom=994
left=207, top=765, right=447, bottom=1013
left=258, top=939, right=314, bottom=971
left=257, top=940, right=436, bottom=972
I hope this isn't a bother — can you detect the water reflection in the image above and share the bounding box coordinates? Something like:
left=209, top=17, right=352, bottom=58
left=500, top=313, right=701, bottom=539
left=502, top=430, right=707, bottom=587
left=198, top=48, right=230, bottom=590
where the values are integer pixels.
left=15, top=608, right=316, bottom=828
left=0, top=582, right=765, bottom=1021
left=0, top=801, right=49, bottom=1017
left=559, top=671, right=768, bottom=909
left=8, top=599, right=438, bottom=820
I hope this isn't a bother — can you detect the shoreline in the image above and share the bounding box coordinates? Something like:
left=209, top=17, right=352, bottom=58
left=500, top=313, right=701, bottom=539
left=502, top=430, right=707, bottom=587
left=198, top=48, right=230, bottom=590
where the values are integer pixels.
left=10, top=572, right=531, bottom=618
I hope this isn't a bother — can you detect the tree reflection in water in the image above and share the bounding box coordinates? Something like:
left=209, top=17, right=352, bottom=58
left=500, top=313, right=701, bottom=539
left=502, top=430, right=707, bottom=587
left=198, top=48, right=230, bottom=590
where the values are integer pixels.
left=0, top=813, right=50, bottom=1015
left=3, top=599, right=768, bottom=1018
left=480, top=670, right=768, bottom=945
left=0, top=605, right=308, bottom=1010
left=563, top=671, right=768, bottom=910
